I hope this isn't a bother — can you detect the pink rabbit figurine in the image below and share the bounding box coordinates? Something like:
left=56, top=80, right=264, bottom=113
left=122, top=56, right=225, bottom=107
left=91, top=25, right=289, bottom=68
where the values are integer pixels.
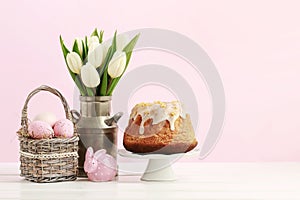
left=84, top=147, right=117, bottom=182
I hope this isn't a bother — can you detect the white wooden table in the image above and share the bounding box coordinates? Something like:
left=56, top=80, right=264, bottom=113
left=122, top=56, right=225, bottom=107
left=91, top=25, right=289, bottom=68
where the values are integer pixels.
left=1, top=162, right=300, bottom=200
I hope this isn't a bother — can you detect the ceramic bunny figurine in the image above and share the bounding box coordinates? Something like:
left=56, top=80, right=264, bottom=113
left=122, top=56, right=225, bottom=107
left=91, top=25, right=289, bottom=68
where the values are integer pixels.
left=84, top=147, right=117, bottom=182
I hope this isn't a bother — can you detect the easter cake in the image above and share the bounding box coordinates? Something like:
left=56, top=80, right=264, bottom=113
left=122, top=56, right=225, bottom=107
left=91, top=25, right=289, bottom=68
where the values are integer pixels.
left=123, top=101, right=198, bottom=154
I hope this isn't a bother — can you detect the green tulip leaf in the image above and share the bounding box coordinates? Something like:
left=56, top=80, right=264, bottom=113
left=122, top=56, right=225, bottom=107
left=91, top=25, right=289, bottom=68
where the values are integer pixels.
left=91, top=28, right=99, bottom=38
left=81, top=40, right=87, bottom=61
left=85, top=36, right=89, bottom=56
left=123, top=33, right=140, bottom=65
left=59, top=35, right=70, bottom=59
left=75, top=75, right=88, bottom=95
left=100, top=70, right=108, bottom=96
left=99, top=30, right=104, bottom=43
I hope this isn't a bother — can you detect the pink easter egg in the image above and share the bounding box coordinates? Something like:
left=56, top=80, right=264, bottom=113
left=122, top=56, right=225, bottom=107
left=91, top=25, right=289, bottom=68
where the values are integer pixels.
left=53, top=119, right=74, bottom=138
left=28, top=121, right=54, bottom=139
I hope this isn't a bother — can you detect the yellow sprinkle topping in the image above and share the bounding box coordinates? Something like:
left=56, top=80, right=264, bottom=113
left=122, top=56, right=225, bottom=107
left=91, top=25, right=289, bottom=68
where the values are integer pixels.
left=137, top=102, right=147, bottom=107
left=170, top=112, right=176, bottom=117
left=160, top=103, right=166, bottom=108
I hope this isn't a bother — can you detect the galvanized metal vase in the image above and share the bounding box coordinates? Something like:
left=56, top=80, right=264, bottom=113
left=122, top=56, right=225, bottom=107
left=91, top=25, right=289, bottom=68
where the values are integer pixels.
left=75, top=96, right=121, bottom=177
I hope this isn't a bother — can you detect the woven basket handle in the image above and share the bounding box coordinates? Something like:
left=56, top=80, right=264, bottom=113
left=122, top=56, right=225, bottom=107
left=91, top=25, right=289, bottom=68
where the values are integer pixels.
left=21, top=85, right=72, bottom=131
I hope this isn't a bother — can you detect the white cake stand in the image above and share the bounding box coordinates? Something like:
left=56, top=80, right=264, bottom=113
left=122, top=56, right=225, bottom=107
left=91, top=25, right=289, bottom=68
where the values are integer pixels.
left=118, top=149, right=200, bottom=181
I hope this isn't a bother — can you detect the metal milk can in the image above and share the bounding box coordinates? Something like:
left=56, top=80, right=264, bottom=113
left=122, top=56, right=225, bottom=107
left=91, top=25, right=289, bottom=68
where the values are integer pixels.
left=73, top=96, right=122, bottom=177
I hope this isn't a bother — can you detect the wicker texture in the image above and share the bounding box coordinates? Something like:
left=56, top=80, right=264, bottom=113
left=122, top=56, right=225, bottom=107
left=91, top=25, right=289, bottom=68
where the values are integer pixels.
left=17, top=85, right=79, bottom=183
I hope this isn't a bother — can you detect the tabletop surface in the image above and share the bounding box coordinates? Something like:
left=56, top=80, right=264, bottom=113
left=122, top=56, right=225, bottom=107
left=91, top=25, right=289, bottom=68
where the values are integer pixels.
left=1, top=162, right=300, bottom=200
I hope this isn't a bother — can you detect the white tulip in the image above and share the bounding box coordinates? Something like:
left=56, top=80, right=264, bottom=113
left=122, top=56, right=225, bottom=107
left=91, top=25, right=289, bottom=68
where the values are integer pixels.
left=88, top=44, right=104, bottom=68
left=88, top=42, right=99, bottom=52
left=66, top=52, right=82, bottom=74
left=80, top=63, right=100, bottom=88
left=102, top=41, right=110, bottom=60
left=75, top=38, right=83, bottom=55
left=87, top=36, right=99, bottom=49
left=107, top=51, right=127, bottom=78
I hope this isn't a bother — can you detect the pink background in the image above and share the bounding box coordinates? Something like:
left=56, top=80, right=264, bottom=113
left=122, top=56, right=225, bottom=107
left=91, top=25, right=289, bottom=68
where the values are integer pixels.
left=0, top=0, right=299, bottom=162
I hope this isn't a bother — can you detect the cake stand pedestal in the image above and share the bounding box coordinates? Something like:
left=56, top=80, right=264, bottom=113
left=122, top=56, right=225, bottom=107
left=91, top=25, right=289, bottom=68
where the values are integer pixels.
left=118, top=149, right=200, bottom=181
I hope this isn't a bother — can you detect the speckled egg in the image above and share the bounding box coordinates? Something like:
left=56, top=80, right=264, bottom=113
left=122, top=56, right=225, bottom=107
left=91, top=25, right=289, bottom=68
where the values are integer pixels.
left=28, top=121, right=54, bottom=139
left=33, top=112, right=57, bottom=127
left=53, top=119, right=74, bottom=138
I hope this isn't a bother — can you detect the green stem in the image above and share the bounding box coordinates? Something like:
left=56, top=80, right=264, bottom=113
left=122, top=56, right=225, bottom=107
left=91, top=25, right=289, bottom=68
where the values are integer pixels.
left=107, top=78, right=113, bottom=94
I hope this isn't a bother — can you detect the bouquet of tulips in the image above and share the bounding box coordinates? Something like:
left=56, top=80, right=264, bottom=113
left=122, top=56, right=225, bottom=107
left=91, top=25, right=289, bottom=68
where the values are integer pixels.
left=59, top=29, right=139, bottom=96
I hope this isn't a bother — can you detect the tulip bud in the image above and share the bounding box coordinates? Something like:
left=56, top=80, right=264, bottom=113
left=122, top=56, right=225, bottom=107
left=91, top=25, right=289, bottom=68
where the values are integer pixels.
left=107, top=51, right=127, bottom=78
left=66, top=52, right=82, bottom=74
left=88, top=44, right=104, bottom=68
left=87, top=36, right=99, bottom=49
left=76, top=38, right=83, bottom=55
left=81, top=63, right=100, bottom=88
left=88, top=42, right=99, bottom=52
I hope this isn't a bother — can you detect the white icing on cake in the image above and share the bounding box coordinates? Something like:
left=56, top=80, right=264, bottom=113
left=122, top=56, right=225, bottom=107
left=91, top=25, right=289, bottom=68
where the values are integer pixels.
left=130, top=101, right=187, bottom=134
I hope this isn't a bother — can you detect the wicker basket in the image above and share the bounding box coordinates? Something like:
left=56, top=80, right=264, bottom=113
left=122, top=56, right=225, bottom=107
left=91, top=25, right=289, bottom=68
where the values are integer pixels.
left=17, top=85, right=79, bottom=183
